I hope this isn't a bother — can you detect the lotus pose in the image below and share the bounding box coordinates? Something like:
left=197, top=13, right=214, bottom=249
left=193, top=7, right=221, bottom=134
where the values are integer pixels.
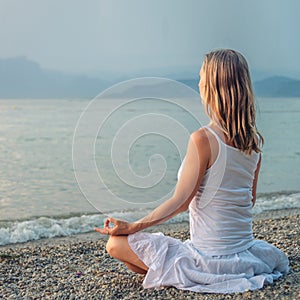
left=95, top=49, right=289, bottom=293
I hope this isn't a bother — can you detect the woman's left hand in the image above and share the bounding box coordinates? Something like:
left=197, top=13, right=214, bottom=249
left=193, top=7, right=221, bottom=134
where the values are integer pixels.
left=94, top=217, right=137, bottom=236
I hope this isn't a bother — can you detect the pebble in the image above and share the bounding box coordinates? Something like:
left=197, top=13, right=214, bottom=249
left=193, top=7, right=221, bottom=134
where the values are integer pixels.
left=0, top=213, right=299, bottom=299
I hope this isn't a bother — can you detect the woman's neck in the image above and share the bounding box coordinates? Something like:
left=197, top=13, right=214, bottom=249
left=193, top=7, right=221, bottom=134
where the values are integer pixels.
left=208, top=121, right=235, bottom=147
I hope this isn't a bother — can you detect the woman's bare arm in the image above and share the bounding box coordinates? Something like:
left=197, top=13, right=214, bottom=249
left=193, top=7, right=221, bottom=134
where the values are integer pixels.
left=252, top=154, right=262, bottom=207
left=95, top=129, right=211, bottom=236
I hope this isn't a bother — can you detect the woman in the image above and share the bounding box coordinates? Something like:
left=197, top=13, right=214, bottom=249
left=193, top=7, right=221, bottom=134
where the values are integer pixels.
left=94, top=49, right=289, bottom=293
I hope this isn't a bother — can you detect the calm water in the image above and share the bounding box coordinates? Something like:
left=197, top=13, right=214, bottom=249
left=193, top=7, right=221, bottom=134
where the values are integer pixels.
left=0, top=97, right=299, bottom=244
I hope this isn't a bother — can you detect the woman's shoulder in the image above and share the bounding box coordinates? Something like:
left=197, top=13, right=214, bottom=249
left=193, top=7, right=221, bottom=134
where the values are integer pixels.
left=191, top=127, right=209, bottom=142
left=190, top=127, right=214, bottom=147
left=189, top=128, right=213, bottom=159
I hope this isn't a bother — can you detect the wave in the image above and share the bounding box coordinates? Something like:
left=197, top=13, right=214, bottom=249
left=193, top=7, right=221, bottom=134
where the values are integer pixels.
left=1, top=191, right=299, bottom=246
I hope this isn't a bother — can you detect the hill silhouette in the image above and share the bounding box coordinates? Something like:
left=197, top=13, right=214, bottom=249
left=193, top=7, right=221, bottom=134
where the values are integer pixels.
left=0, top=57, right=108, bottom=98
left=253, top=76, right=300, bottom=97
left=1, top=57, right=300, bottom=98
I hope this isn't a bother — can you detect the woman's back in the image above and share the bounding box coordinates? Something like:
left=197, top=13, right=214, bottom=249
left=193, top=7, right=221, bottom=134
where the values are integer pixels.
left=188, top=126, right=260, bottom=255
left=99, top=49, right=289, bottom=294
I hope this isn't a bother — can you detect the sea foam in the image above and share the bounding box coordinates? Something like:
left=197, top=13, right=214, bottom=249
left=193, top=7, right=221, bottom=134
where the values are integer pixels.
left=0, top=192, right=299, bottom=246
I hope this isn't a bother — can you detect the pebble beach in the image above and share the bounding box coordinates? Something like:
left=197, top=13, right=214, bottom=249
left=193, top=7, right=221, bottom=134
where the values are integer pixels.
left=1, top=209, right=299, bottom=299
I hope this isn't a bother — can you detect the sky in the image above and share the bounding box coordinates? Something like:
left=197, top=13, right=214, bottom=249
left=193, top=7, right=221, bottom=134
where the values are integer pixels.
left=0, top=0, right=299, bottom=80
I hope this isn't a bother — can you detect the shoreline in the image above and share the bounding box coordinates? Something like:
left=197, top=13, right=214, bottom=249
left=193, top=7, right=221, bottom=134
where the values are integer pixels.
left=1, top=207, right=299, bottom=250
left=1, top=209, right=299, bottom=299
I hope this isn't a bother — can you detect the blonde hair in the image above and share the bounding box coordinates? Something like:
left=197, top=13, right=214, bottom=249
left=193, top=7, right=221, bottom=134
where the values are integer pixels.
left=202, top=49, right=263, bottom=154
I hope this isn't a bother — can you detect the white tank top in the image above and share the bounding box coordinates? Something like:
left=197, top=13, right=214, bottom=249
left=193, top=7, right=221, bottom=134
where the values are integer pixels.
left=179, top=126, right=260, bottom=255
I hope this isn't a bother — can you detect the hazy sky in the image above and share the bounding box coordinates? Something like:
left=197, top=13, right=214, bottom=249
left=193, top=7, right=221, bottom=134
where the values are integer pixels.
left=0, top=0, right=299, bottom=79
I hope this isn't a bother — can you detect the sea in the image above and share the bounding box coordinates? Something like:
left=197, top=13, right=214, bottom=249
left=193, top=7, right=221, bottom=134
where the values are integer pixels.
left=0, top=95, right=299, bottom=245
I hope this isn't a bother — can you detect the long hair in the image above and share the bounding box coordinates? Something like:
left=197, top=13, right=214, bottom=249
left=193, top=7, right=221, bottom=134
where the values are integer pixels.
left=202, top=49, right=263, bottom=155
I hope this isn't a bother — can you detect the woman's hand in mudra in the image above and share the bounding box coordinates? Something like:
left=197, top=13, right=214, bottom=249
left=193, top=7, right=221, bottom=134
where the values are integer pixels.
left=94, top=217, right=136, bottom=236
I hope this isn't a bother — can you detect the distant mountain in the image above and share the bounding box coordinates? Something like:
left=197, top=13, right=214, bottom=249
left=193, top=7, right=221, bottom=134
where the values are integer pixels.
left=253, top=76, right=300, bottom=97
left=103, top=79, right=200, bottom=99
left=177, top=79, right=199, bottom=91
left=179, top=76, right=300, bottom=98
left=0, top=57, right=108, bottom=98
left=1, top=57, right=300, bottom=98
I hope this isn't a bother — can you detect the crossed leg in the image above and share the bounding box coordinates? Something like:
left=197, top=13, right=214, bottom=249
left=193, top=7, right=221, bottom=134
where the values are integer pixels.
left=106, top=235, right=148, bottom=274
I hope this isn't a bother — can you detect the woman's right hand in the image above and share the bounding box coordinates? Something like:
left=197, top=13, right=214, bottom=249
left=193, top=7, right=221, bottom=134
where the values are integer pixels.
left=94, top=217, right=137, bottom=236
